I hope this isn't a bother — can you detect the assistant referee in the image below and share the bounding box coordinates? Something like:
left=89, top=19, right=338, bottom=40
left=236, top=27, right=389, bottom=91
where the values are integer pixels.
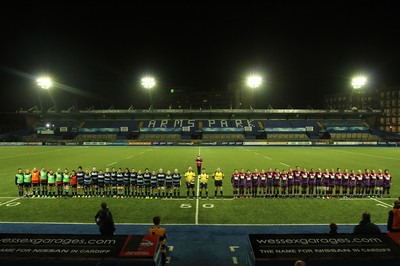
left=212, top=167, right=224, bottom=199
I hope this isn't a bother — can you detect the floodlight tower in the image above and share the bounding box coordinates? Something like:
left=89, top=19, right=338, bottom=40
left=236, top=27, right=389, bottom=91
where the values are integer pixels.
left=246, top=75, right=262, bottom=109
left=141, top=77, right=156, bottom=109
left=349, top=76, right=367, bottom=109
left=36, top=76, right=55, bottom=111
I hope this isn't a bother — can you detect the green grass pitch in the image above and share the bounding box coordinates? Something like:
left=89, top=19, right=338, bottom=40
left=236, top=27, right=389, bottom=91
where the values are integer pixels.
left=0, top=146, right=398, bottom=225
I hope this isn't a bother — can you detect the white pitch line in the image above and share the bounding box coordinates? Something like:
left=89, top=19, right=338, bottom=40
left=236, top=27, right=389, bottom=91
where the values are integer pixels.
left=280, top=162, right=290, bottom=167
left=264, top=156, right=272, bottom=160
left=0, top=197, right=20, bottom=206
left=232, top=257, right=238, bottom=264
left=126, top=156, right=134, bottom=159
left=376, top=204, right=388, bottom=208
left=370, top=197, right=392, bottom=208
left=321, top=148, right=400, bottom=161
left=107, top=162, right=117, bottom=166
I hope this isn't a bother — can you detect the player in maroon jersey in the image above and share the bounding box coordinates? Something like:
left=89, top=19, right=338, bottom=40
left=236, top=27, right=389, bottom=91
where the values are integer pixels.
left=245, top=169, right=253, bottom=198
left=328, top=169, right=335, bottom=199
left=266, top=168, right=274, bottom=198
left=231, top=169, right=240, bottom=199
left=258, top=169, right=267, bottom=198
left=370, top=169, right=377, bottom=197
left=341, top=169, right=349, bottom=198
left=376, top=169, right=384, bottom=198
left=293, top=166, right=302, bottom=198
left=315, top=168, right=323, bottom=198
left=383, top=169, right=392, bottom=198
left=349, top=170, right=356, bottom=198
left=238, top=169, right=246, bottom=198
left=308, top=168, right=316, bottom=198
left=287, top=168, right=294, bottom=198
left=355, top=170, right=363, bottom=197
left=273, top=168, right=281, bottom=198
left=300, top=168, right=308, bottom=198
left=280, top=170, right=288, bottom=198
left=252, top=169, right=260, bottom=198
left=363, top=169, right=371, bottom=197
left=323, top=169, right=330, bottom=199
left=335, top=168, right=342, bottom=198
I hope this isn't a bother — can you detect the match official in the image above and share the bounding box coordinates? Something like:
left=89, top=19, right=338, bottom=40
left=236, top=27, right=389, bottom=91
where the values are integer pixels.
left=212, top=167, right=224, bottom=199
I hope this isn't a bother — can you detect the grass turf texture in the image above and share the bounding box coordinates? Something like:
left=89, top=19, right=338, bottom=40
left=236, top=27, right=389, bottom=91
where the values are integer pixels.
left=0, top=146, right=398, bottom=225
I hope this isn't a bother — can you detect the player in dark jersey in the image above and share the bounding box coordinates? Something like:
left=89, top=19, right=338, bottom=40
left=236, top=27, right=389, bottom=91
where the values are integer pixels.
left=143, top=168, right=151, bottom=198
left=363, top=169, right=371, bottom=197
left=150, top=170, right=158, bottom=199
left=328, top=169, right=335, bottom=199
left=136, top=170, right=144, bottom=198
left=130, top=168, right=137, bottom=198
left=323, top=169, right=330, bottom=199
left=91, top=166, right=99, bottom=197
left=172, top=169, right=181, bottom=198
left=97, top=169, right=105, bottom=197
left=76, top=166, right=85, bottom=197
left=104, top=168, right=111, bottom=197
left=123, top=168, right=131, bottom=198
left=165, top=170, right=173, bottom=198
left=83, top=169, right=92, bottom=197
left=116, top=168, right=124, bottom=198
left=111, top=167, right=117, bottom=197
left=157, top=168, right=166, bottom=198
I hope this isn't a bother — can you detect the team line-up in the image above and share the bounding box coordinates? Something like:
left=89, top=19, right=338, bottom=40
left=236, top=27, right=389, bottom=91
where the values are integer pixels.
left=15, top=166, right=393, bottom=199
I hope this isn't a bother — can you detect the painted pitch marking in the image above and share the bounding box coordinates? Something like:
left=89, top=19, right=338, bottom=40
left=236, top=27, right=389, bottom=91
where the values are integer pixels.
left=126, top=156, right=134, bottom=159
left=264, top=156, right=272, bottom=160
left=0, top=198, right=20, bottom=207
left=370, top=197, right=392, bottom=208
left=229, top=246, right=239, bottom=252
left=232, top=257, right=238, bottom=264
left=323, top=148, right=400, bottom=161
left=280, top=162, right=290, bottom=167
left=107, top=162, right=117, bottom=166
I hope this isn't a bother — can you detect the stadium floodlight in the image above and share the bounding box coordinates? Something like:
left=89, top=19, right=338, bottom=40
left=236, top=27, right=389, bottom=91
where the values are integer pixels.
left=351, top=76, right=367, bottom=89
left=141, top=77, right=156, bottom=89
left=36, top=77, right=52, bottom=90
left=246, top=75, right=262, bottom=89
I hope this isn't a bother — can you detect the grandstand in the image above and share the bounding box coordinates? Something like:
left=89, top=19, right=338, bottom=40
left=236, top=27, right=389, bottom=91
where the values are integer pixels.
left=1, top=107, right=396, bottom=145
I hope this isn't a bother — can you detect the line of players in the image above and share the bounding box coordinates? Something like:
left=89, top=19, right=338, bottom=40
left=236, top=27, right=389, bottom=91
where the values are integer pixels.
left=231, top=167, right=393, bottom=199
left=15, top=166, right=187, bottom=199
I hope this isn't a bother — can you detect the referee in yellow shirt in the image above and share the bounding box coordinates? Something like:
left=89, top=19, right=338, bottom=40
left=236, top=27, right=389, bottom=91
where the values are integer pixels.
left=184, top=167, right=196, bottom=199
left=212, top=167, right=224, bottom=199
left=198, top=168, right=209, bottom=199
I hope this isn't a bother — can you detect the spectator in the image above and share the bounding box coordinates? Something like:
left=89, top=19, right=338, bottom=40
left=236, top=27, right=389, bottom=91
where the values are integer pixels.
left=149, top=216, right=167, bottom=266
left=353, top=212, right=381, bottom=234
left=329, top=223, right=338, bottom=234
left=294, top=260, right=306, bottom=266
left=95, top=202, right=116, bottom=236
left=387, top=200, right=400, bottom=232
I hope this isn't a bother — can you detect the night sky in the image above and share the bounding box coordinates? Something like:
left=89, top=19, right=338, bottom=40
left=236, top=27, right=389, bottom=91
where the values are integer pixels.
left=1, top=1, right=399, bottom=112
